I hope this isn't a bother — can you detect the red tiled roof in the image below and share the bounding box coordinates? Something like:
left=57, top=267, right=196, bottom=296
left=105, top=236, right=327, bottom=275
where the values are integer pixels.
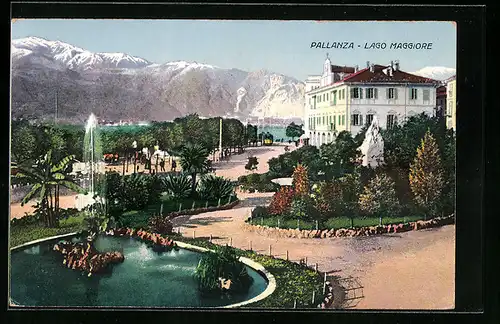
left=341, top=64, right=438, bottom=84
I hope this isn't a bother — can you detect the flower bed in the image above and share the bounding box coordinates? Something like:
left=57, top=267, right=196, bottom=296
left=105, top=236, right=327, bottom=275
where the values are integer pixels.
left=169, top=235, right=330, bottom=309
left=243, top=214, right=455, bottom=239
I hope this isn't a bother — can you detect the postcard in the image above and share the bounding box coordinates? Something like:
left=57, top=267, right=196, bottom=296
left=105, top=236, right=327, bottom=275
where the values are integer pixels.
left=9, top=19, right=457, bottom=310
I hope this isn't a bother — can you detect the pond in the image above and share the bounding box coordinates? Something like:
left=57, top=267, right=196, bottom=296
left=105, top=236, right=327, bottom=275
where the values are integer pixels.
left=10, top=235, right=268, bottom=307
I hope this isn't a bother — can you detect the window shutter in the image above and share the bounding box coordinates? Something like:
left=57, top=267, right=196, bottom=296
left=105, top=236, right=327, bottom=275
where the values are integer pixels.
left=350, top=88, right=354, bottom=98
left=374, top=88, right=378, bottom=99
left=360, top=115, right=363, bottom=125
left=395, top=88, right=398, bottom=99
left=360, top=88, right=363, bottom=99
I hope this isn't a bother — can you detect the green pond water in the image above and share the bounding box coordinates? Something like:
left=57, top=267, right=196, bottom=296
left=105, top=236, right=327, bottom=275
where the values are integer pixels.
left=10, top=235, right=268, bottom=307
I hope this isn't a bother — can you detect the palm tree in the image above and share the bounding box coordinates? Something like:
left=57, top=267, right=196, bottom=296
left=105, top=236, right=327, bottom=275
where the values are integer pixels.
left=178, top=143, right=210, bottom=196
left=14, top=149, right=85, bottom=228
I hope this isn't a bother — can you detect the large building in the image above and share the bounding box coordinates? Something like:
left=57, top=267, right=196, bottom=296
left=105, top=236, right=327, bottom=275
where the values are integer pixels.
left=304, top=55, right=440, bottom=147
left=445, top=75, right=456, bottom=130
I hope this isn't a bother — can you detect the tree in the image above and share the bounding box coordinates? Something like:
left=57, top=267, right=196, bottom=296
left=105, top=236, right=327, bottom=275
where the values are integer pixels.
left=245, top=156, right=258, bottom=171
left=179, top=143, right=210, bottom=196
left=15, top=150, right=84, bottom=227
left=338, top=169, right=363, bottom=228
left=409, top=130, right=445, bottom=219
left=292, top=164, right=309, bottom=198
left=285, top=122, right=304, bottom=141
left=11, top=121, right=37, bottom=164
left=359, top=173, right=400, bottom=224
left=320, top=131, right=361, bottom=178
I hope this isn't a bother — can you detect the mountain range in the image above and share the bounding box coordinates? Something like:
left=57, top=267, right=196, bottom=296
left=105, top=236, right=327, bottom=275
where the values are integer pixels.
left=10, top=37, right=455, bottom=124
left=11, top=37, right=305, bottom=123
left=410, top=66, right=456, bottom=82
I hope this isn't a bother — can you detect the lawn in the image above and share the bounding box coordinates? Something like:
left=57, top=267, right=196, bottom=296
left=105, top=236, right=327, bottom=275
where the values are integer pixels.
left=248, top=215, right=424, bottom=230
left=118, top=195, right=236, bottom=229
left=10, top=214, right=86, bottom=248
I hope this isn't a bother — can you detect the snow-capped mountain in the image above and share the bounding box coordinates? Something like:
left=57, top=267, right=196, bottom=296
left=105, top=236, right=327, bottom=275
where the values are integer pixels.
left=411, top=66, right=456, bottom=81
left=10, top=37, right=304, bottom=122
left=11, top=36, right=152, bottom=71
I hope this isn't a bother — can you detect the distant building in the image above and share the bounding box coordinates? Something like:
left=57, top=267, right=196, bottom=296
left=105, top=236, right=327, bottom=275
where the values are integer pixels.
left=304, top=55, right=440, bottom=147
left=445, top=75, right=456, bottom=130
left=436, top=85, right=447, bottom=119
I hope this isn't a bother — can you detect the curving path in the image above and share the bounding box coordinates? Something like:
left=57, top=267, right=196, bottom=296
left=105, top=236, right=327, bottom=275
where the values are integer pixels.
left=171, top=190, right=455, bottom=310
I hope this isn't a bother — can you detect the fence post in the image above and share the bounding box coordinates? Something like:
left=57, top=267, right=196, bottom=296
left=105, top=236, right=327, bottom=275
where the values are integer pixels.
left=316, top=220, right=318, bottom=231
left=218, top=198, right=221, bottom=207
left=312, top=291, right=316, bottom=305
left=293, top=299, right=297, bottom=309
left=269, top=244, right=272, bottom=256
left=305, top=256, right=307, bottom=266
left=193, top=230, right=196, bottom=239
left=379, top=216, right=382, bottom=226
left=230, top=237, right=232, bottom=246
left=261, top=217, right=263, bottom=226
left=315, top=263, right=318, bottom=272
left=191, top=201, right=195, bottom=210
left=160, top=203, right=164, bottom=215
left=297, top=219, right=300, bottom=230
left=209, top=234, right=212, bottom=243
left=323, top=272, right=327, bottom=294
left=249, top=240, right=252, bottom=251
left=179, top=203, right=182, bottom=212
left=277, top=219, right=280, bottom=228
left=286, top=250, right=289, bottom=261
left=205, top=201, right=209, bottom=209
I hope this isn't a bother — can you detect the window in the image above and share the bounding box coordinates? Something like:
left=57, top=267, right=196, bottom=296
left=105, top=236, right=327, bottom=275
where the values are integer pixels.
left=387, top=114, right=397, bottom=128
left=351, top=88, right=361, bottom=99
left=322, top=116, right=325, bottom=124
left=366, top=114, right=374, bottom=125
left=323, top=94, right=326, bottom=101
left=326, top=93, right=329, bottom=101
left=351, top=114, right=363, bottom=126
left=410, top=88, right=418, bottom=100
left=338, top=115, right=341, bottom=125
left=387, top=88, right=398, bottom=99
left=366, top=88, right=378, bottom=99
left=342, top=115, right=345, bottom=125
left=333, top=91, right=337, bottom=105
left=342, top=89, right=345, bottom=99
left=448, top=87, right=453, bottom=97
left=423, top=89, right=430, bottom=101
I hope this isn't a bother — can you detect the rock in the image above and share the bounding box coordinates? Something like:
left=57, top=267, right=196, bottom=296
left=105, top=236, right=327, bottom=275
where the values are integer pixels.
left=359, top=115, right=384, bottom=168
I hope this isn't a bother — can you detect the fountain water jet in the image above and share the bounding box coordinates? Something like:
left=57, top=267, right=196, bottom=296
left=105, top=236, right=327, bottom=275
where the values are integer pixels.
left=76, top=114, right=106, bottom=220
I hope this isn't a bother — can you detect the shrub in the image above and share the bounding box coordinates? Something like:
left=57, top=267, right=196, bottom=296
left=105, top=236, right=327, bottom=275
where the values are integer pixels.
left=237, top=175, right=248, bottom=185
left=268, top=186, right=295, bottom=216
left=197, top=175, right=234, bottom=201
left=160, top=174, right=192, bottom=200
left=117, top=210, right=150, bottom=229
left=194, top=245, right=254, bottom=294
left=246, top=172, right=260, bottom=184
left=148, top=215, right=174, bottom=235
left=121, top=174, right=152, bottom=210
left=287, top=196, right=320, bottom=221
left=311, top=181, right=343, bottom=218
left=359, top=173, right=401, bottom=217
left=251, top=206, right=269, bottom=219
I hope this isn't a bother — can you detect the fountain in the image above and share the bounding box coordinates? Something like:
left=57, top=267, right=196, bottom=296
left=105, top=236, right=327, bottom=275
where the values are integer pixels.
left=9, top=114, right=271, bottom=307
left=75, top=114, right=106, bottom=216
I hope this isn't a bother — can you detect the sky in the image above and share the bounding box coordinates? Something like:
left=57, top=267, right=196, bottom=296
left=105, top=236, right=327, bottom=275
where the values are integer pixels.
left=11, top=20, right=456, bottom=80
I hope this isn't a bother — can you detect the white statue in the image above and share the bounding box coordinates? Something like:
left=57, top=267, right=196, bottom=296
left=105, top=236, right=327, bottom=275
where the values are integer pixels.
left=359, top=115, right=384, bottom=168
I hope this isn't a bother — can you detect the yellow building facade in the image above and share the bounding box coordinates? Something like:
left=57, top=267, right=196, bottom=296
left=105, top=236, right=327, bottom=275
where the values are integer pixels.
left=446, top=76, right=456, bottom=130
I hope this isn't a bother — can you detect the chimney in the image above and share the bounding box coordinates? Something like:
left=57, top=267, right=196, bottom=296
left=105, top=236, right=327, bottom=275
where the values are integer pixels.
left=394, top=60, right=400, bottom=71
left=366, top=61, right=370, bottom=68
left=354, top=65, right=359, bottom=72
left=369, top=63, right=375, bottom=73
left=390, top=60, right=394, bottom=69
left=389, top=67, right=393, bottom=77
